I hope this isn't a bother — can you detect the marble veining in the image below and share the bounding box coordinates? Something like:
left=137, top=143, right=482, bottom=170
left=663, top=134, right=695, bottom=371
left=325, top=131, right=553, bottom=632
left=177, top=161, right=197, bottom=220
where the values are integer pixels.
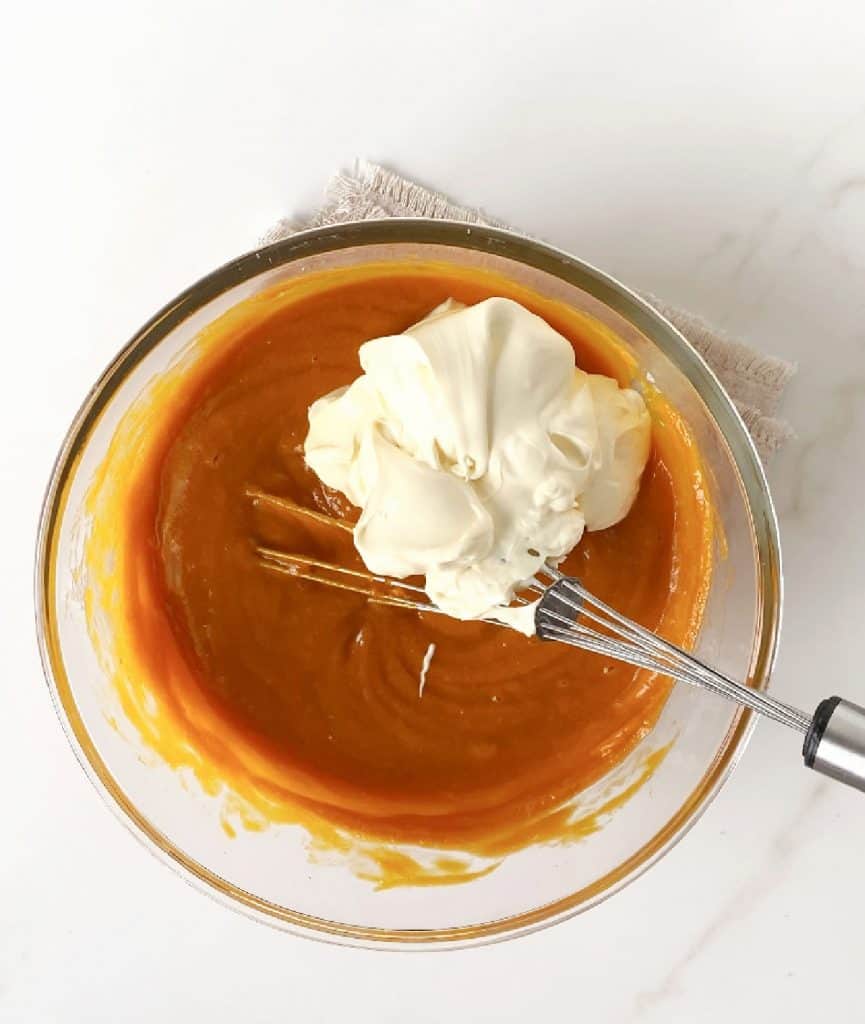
left=627, top=780, right=829, bottom=1021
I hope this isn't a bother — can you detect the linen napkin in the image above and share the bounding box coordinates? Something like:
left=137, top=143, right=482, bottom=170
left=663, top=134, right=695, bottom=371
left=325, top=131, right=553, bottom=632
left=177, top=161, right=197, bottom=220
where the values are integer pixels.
left=263, top=161, right=795, bottom=458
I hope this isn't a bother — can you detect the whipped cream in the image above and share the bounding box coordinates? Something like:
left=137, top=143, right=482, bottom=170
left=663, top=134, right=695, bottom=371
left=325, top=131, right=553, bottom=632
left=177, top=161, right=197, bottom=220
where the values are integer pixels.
left=304, top=297, right=651, bottom=632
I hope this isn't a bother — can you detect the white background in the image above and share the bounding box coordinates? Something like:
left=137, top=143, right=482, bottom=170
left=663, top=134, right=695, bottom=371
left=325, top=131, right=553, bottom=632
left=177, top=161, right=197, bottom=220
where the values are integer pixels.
left=4, top=2, right=865, bottom=1021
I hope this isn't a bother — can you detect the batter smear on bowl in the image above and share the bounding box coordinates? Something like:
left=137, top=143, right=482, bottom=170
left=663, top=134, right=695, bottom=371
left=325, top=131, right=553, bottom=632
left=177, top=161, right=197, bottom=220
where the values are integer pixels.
left=83, top=261, right=714, bottom=885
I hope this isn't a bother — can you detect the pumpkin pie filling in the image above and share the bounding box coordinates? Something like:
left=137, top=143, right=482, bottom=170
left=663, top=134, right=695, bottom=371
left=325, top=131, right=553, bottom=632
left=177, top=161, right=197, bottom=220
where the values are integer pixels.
left=83, top=261, right=713, bottom=874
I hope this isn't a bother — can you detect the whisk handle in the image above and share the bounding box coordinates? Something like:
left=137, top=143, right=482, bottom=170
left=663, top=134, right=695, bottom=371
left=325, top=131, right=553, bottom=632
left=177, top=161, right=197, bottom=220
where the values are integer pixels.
left=803, top=697, right=865, bottom=793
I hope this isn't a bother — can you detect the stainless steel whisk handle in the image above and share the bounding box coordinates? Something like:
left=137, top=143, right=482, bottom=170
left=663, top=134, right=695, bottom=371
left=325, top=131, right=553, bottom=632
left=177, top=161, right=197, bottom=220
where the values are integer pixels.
left=803, top=698, right=865, bottom=792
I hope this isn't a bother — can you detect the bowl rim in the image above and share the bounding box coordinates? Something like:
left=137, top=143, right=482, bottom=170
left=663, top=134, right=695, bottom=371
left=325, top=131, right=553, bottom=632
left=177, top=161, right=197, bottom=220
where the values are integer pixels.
left=34, top=218, right=783, bottom=950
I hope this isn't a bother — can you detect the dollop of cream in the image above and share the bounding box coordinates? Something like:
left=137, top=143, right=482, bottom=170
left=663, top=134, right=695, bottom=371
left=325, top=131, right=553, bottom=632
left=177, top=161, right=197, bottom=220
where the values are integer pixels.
left=304, top=297, right=651, bottom=630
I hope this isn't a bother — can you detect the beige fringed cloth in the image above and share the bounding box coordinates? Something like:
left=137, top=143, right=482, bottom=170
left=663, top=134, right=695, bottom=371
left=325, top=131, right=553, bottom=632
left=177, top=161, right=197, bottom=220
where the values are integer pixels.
left=264, top=162, right=795, bottom=458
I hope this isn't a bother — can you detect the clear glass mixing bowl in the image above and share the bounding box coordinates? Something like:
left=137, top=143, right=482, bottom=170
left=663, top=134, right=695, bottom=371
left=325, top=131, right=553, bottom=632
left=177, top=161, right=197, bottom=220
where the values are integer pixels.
left=35, top=220, right=782, bottom=948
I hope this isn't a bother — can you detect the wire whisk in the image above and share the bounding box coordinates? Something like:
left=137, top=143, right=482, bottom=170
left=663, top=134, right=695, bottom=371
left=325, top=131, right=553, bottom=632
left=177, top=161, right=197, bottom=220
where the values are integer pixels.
left=530, top=566, right=810, bottom=731
left=248, top=486, right=865, bottom=793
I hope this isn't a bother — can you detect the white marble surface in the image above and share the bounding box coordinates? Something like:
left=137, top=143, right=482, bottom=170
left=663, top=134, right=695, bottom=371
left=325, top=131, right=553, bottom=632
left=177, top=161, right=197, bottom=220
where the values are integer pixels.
left=4, top=2, right=865, bottom=1021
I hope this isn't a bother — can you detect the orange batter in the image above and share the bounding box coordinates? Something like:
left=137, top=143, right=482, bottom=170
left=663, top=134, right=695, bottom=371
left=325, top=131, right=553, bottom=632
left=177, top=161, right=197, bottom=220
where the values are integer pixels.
left=83, top=261, right=713, bottom=880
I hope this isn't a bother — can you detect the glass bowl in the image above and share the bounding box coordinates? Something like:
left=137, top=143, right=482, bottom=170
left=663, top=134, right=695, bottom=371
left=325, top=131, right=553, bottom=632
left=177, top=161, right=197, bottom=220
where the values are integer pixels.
left=35, top=220, right=781, bottom=949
